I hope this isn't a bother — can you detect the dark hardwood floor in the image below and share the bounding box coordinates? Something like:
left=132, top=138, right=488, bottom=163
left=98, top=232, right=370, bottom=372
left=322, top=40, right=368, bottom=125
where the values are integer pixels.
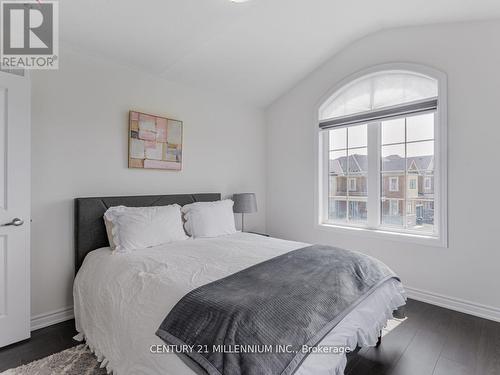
left=346, top=299, right=500, bottom=375
left=0, top=299, right=499, bottom=374
left=0, top=319, right=77, bottom=372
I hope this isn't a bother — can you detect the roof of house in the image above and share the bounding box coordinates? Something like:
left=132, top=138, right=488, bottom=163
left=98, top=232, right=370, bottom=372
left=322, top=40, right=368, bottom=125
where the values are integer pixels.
left=330, top=154, right=433, bottom=175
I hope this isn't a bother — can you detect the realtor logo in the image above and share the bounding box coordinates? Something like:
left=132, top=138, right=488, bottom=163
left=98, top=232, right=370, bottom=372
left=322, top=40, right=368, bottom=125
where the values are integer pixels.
left=1, top=1, right=58, bottom=69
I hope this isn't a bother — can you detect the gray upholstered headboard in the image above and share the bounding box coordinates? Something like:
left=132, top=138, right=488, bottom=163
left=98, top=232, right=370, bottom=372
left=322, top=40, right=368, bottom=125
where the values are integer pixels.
left=74, top=193, right=221, bottom=273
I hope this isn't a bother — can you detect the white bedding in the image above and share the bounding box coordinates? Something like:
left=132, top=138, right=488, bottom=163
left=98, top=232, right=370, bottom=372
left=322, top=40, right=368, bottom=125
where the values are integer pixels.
left=74, top=232, right=406, bottom=375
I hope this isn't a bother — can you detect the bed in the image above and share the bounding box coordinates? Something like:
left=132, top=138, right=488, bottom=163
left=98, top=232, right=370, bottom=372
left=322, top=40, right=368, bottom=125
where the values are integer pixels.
left=73, top=194, right=406, bottom=375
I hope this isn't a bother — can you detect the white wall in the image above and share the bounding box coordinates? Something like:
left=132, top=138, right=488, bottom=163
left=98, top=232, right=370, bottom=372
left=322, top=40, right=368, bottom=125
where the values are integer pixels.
left=31, top=49, right=267, bottom=318
left=266, top=21, right=500, bottom=317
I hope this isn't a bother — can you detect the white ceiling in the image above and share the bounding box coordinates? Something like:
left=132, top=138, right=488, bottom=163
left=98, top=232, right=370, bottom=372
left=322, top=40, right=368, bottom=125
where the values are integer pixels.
left=61, top=0, right=500, bottom=107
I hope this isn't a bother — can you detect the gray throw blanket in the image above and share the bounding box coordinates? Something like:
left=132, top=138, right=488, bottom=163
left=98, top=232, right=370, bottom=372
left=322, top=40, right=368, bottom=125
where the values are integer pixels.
left=156, top=245, right=399, bottom=375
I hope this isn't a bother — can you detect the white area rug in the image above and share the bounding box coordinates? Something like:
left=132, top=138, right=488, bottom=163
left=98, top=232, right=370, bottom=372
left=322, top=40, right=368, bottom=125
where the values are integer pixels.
left=1, top=345, right=106, bottom=375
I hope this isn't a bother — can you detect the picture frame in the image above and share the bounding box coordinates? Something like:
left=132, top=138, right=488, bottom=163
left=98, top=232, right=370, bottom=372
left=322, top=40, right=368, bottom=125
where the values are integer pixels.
left=128, top=110, right=183, bottom=171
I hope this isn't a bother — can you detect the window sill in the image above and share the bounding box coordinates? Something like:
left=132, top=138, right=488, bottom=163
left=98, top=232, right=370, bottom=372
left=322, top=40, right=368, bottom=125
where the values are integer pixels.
left=316, top=222, right=447, bottom=248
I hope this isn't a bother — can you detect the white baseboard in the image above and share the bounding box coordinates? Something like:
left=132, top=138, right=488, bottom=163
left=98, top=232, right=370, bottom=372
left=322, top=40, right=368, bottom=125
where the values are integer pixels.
left=405, top=286, right=500, bottom=323
left=31, top=306, right=74, bottom=331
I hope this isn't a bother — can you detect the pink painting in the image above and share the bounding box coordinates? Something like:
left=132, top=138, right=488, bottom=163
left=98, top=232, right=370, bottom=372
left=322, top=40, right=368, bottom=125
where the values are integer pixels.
left=128, top=111, right=183, bottom=170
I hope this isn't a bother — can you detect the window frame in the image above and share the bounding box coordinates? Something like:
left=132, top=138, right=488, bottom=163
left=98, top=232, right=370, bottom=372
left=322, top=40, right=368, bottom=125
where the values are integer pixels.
left=424, top=176, right=432, bottom=190
left=389, top=177, right=399, bottom=192
left=348, top=177, right=357, bottom=192
left=409, top=177, right=417, bottom=190
left=315, top=63, right=448, bottom=248
left=389, top=199, right=400, bottom=216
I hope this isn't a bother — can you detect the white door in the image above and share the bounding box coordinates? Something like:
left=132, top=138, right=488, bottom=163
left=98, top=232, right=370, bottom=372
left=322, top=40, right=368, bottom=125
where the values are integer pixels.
left=0, top=70, right=30, bottom=347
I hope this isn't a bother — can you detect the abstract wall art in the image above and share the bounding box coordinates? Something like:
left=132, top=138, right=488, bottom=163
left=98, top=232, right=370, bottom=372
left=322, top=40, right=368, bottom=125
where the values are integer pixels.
left=128, top=111, right=183, bottom=170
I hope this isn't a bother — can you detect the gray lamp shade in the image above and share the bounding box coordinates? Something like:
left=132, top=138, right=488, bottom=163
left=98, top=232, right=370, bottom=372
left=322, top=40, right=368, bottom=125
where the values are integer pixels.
left=233, top=193, right=257, bottom=213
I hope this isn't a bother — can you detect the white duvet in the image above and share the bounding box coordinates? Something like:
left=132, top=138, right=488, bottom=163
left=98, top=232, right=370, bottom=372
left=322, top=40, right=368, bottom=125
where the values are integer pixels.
left=74, top=232, right=406, bottom=375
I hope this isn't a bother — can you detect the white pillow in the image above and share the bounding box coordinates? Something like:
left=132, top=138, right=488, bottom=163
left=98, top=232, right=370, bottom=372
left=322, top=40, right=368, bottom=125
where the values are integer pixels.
left=182, top=200, right=236, bottom=238
left=104, top=215, right=116, bottom=250
left=104, top=204, right=188, bottom=252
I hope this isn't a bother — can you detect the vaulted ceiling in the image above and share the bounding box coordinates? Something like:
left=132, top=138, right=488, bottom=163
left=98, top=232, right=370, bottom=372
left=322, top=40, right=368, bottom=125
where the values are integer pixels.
left=61, top=0, right=500, bottom=107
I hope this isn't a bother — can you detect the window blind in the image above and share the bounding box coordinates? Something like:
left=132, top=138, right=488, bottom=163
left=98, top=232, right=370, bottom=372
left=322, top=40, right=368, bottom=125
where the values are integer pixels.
left=319, top=98, right=437, bottom=130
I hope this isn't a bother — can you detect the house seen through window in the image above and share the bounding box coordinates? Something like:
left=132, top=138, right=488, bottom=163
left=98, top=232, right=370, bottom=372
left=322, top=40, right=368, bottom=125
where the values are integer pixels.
left=319, top=69, right=445, bottom=240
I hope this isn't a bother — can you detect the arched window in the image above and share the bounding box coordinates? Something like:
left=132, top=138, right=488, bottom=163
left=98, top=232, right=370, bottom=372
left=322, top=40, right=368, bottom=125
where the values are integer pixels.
left=317, top=67, right=447, bottom=246
left=319, top=71, right=438, bottom=120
